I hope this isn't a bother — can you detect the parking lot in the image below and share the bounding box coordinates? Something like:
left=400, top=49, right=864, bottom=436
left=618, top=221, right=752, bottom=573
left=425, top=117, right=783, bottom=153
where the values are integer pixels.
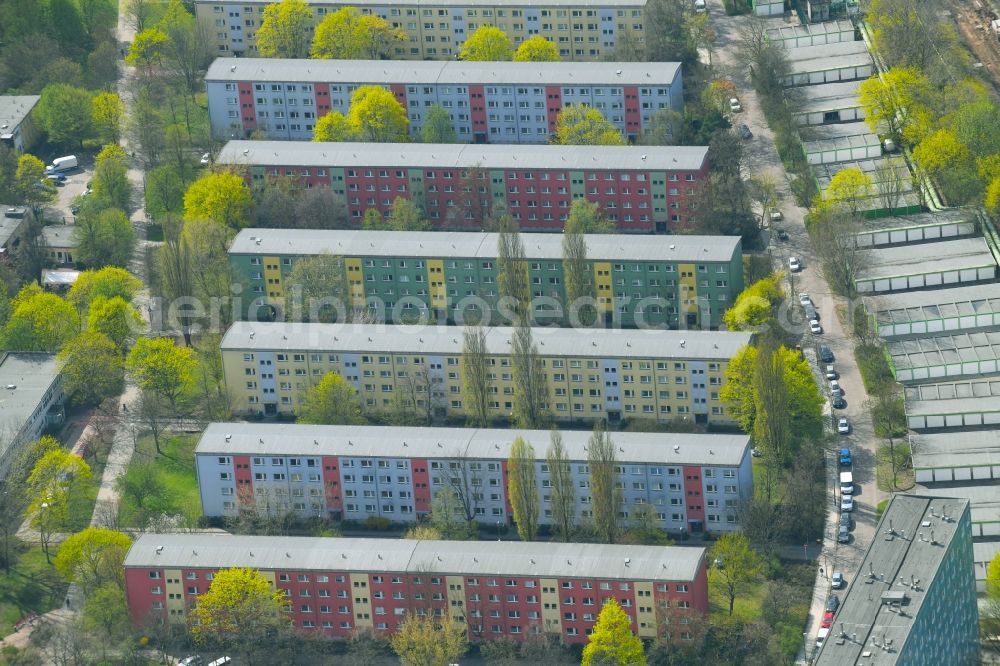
left=45, top=157, right=94, bottom=223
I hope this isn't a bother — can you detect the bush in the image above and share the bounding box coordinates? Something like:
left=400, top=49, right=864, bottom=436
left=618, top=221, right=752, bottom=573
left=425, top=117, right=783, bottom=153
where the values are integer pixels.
left=855, top=343, right=895, bottom=392
left=364, top=516, right=391, bottom=531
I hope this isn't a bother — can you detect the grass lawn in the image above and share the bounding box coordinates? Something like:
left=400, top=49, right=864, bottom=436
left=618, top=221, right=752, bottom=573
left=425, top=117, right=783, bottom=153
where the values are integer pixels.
left=0, top=543, right=67, bottom=635
left=709, top=578, right=767, bottom=622
left=876, top=443, right=914, bottom=492
left=118, top=433, right=202, bottom=528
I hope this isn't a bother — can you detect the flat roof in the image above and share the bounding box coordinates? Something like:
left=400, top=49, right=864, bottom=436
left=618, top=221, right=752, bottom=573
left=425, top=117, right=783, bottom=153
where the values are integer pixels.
left=197, top=0, right=647, bottom=7
left=975, top=541, right=1000, bottom=584
left=785, top=40, right=871, bottom=74
left=125, top=533, right=705, bottom=582
left=800, top=121, right=878, bottom=141
left=860, top=237, right=997, bottom=281
left=766, top=19, right=856, bottom=40
left=793, top=80, right=860, bottom=112
left=803, top=132, right=880, bottom=155
left=207, top=58, right=678, bottom=86
left=905, top=374, right=1000, bottom=420
left=814, top=494, right=971, bottom=665
left=915, top=485, right=999, bottom=527
left=220, top=140, right=709, bottom=173
left=859, top=209, right=975, bottom=234
left=40, top=225, right=77, bottom=248
left=0, top=353, right=60, bottom=461
left=911, top=429, right=1000, bottom=471
left=888, top=330, right=1000, bottom=372
left=220, top=322, right=753, bottom=360
left=868, top=283, right=1000, bottom=327
left=196, top=422, right=751, bottom=466
left=228, top=228, right=738, bottom=263
left=0, top=209, right=27, bottom=249
left=0, top=95, right=40, bottom=135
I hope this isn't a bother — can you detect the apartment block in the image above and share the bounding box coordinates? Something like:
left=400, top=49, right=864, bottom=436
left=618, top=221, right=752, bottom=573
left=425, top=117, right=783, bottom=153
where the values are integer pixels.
left=205, top=59, right=682, bottom=143
left=229, top=229, right=742, bottom=328
left=0, top=353, right=65, bottom=478
left=124, top=533, right=708, bottom=642
left=195, top=423, right=753, bottom=533
left=220, top=322, right=752, bottom=425
left=815, top=494, right=979, bottom=666
left=195, top=0, right=648, bottom=61
left=221, top=142, right=706, bottom=231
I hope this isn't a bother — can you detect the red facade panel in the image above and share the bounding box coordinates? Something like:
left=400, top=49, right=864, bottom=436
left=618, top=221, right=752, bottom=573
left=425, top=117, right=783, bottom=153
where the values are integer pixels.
left=389, top=84, right=407, bottom=111
left=545, top=86, right=563, bottom=133
left=682, top=465, right=705, bottom=526
left=238, top=82, right=257, bottom=133
left=314, top=83, right=332, bottom=118
left=411, top=458, right=431, bottom=514
left=469, top=85, right=488, bottom=141
left=623, top=86, right=641, bottom=138
left=323, top=456, right=342, bottom=513
left=233, top=455, right=253, bottom=508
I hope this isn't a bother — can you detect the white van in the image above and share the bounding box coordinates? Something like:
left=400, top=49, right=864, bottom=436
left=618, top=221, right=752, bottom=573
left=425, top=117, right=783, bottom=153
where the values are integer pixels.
left=206, top=658, right=231, bottom=666
left=46, top=155, right=78, bottom=174
left=816, top=627, right=830, bottom=648
left=694, top=0, right=707, bottom=11
left=839, top=471, right=853, bottom=495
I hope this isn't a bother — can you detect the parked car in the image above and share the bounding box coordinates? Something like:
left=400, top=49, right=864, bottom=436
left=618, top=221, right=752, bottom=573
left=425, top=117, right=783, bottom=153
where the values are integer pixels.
left=816, top=627, right=830, bottom=648
left=839, top=447, right=852, bottom=466
left=833, top=396, right=846, bottom=409
left=826, top=595, right=839, bottom=612
left=821, top=611, right=834, bottom=628
left=788, top=256, right=802, bottom=272
left=810, top=320, right=823, bottom=334
left=819, top=345, right=834, bottom=363
left=841, top=496, right=854, bottom=512
left=799, top=293, right=811, bottom=305
left=830, top=380, right=842, bottom=397
left=200, top=152, right=211, bottom=165
left=838, top=525, right=850, bottom=543
left=840, top=511, right=853, bottom=530
left=45, top=173, right=66, bottom=185
left=826, top=365, right=837, bottom=380
left=179, top=658, right=204, bottom=666
left=770, top=211, right=783, bottom=222
left=804, top=303, right=819, bottom=321
left=832, top=572, right=844, bottom=589
left=776, top=228, right=789, bottom=241
left=838, top=417, right=850, bottom=434
left=738, top=123, right=753, bottom=139
left=729, top=97, right=742, bottom=112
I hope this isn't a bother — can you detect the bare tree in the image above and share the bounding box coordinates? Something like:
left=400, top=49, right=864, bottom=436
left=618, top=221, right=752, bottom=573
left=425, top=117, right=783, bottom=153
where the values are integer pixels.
left=562, top=213, right=597, bottom=327
left=587, top=422, right=622, bottom=544
left=461, top=325, right=492, bottom=427
left=511, top=323, right=549, bottom=429
left=874, top=158, right=906, bottom=216
left=496, top=215, right=531, bottom=324
left=810, top=210, right=863, bottom=298
left=123, top=0, right=154, bottom=32
left=546, top=430, right=576, bottom=542
left=444, top=447, right=483, bottom=524
left=752, top=341, right=788, bottom=503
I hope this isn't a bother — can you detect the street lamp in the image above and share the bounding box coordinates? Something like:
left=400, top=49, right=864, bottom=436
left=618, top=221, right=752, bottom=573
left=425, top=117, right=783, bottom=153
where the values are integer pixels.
left=496, top=520, right=502, bottom=541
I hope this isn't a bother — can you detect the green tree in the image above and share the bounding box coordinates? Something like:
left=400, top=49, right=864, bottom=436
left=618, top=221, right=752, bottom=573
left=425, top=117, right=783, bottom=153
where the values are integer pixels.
left=554, top=106, right=625, bottom=146
left=189, top=567, right=291, bottom=659
left=513, top=36, right=559, bottom=61
left=430, top=486, right=476, bottom=540
left=459, top=26, right=513, bottom=61
left=14, top=154, right=55, bottom=210
left=145, top=164, right=189, bottom=219
left=511, top=322, right=549, bottom=428
left=297, top=371, right=364, bottom=424
left=818, top=167, right=872, bottom=216
left=313, top=112, right=356, bottom=142
left=582, top=599, right=646, bottom=666
left=125, top=27, right=169, bottom=71
left=73, top=208, right=136, bottom=269
left=722, top=273, right=783, bottom=332
left=347, top=86, right=409, bottom=142
left=1, top=285, right=80, bottom=352
left=752, top=340, right=789, bottom=501
left=546, top=430, right=576, bottom=541
left=36, top=84, right=93, bottom=148
left=507, top=436, right=539, bottom=541
left=420, top=105, right=458, bottom=143
left=184, top=172, right=254, bottom=229
left=311, top=6, right=406, bottom=59
left=386, top=197, right=430, bottom=230
left=68, top=267, right=142, bottom=310
left=54, top=528, right=132, bottom=594
left=858, top=68, right=931, bottom=144
left=126, top=337, right=197, bottom=412
left=87, top=296, right=143, bottom=349
left=565, top=197, right=614, bottom=233
left=563, top=205, right=596, bottom=327
left=91, top=92, right=125, bottom=145
left=256, top=0, right=312, bottom=58
left=403, top=525, right=442, bottom=540
left=361, top=208, right=384, bottom=230
left=49, top=0, right=87, bottom=50
left=621, top=503, right=671, bottom=545
left=390, top=614, right=468, bottom=666
left=57, top=331, right=125, bottom=406
left=92, top=144, right=133, bottom=212
left=462, top=324, right=491, bottom=427
left=709, top=532, right=765, bottom=615
left=26, top=449, right=93, bottom=562
left=644, top=0, right=697, bottom=64
left=282, top=254, right=347, bottom=323
left=496, top=215, right=530, bottom=323
left=82, top=584, right=132, bottom=661
left=588, top=422, right=622, bottom=544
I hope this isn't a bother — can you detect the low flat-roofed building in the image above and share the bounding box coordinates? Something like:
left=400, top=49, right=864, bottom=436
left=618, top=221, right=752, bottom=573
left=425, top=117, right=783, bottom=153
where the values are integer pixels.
left=974, top=541, right=1000, bottom=594
left=0, top=353, right=64, bottom=477
left=0, top=95, right=40, bottom=152
left=40, top=225, right=77, bottom=266
left=905, top=375, right=1000, bottom=431
left=792, top=80, right=862, bottom=126
left=888, top=329, right=1000, bottom=382
left=911, top=429, right=1000, bottom=484
left=766, top=19, right=857, bottom=48
left=814, top=494, right=979, bottom=666
left=195, top=422, right=752, bottom=532
left=802, top=122, right=881, bottom=165
left=854, top=210, right=977, bottom=248
left=866, top=284, right=1000, bottom=339
left=0, top=206, right=30, bottom=262
left=784, top=40, right=872, bottom=86
left=856, top=237, right=998, bottom=294
left=917, top=485, right=999, bottom=539
left=124, top=532, right=709, bottom=642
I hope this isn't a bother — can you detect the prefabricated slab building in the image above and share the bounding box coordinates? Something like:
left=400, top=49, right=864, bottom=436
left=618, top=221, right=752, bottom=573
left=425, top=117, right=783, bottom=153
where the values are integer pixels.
left=855, top=237, right=998, bottom=294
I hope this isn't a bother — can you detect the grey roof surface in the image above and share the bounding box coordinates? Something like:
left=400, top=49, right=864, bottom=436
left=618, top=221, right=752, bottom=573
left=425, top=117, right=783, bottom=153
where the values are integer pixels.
left=0, top=209, right=27, bottom=249
left=859, top=209, right=972, bottom=233
left=800, top=121, right=875, bottom=141
left=207, top=58, right=678, bottom=86
left=910, top=429, right=1000, bottom=471
left=793, top=80, right=861, bottom=112
left=40, top=225, right=77, bottom=249
left=0, top=95, right=40, bottom=136
left=196, top=422, right=751, bottom=466
left=229, top=228, right=738, bottom=262
left=197, top=0, right=646, bottom=6
left=220, top=321, right=753, bottom=360
left=814, top=494, right=970, bottom=665
left=785, top=40, right=871, bottom=74
left=868, top=283, right=1000, bottom=327
left=975, top=541, right=1000, bottom=584
left=916, top=484, right=999, bottom=527
left=766, top=19, right=856, bottom=41
left=0, top=354, right=60, bottom=460
left=888, top=330, right=1000, bottom=372
left=220, top=140, right=709, bottom=173
left=125, top=533, right=705, bottom=582
left=860, top=237, right=997, bottom=280
left=802, top=132, right=880, bottom=155
left=905, top=374, right=1000, bottom=419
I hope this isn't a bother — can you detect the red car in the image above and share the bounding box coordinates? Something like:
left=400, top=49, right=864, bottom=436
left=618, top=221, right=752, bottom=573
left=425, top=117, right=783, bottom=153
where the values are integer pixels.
left=821, top=611, right=835, bottom=629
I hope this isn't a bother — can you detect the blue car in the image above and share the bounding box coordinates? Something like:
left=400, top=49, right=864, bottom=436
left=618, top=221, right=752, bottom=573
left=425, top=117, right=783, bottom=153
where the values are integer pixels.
left=839, top=447, right=852, bottom=466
